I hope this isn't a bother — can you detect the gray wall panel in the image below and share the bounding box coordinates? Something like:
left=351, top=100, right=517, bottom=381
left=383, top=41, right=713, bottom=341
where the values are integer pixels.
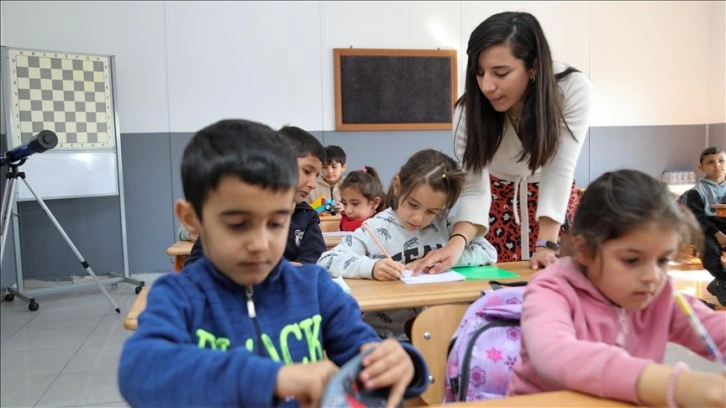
left=121, top=133, right=175, bottom=274
left=0, top=133, right=18, bottom=288
left=589, top=125, right=705, bottom=182
left=319, top=130, right=454, bottom=189
left=16, top=196, right=123, bottom=280
left=708, top=123, right=725, bottom=148
left=170, top=132, right=193, bottom=234
left=1, top=123, right=721, bottom=284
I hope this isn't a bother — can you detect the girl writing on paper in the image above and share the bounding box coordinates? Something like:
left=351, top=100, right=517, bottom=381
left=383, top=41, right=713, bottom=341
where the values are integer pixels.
left=318, top=149, right=497, bottom=340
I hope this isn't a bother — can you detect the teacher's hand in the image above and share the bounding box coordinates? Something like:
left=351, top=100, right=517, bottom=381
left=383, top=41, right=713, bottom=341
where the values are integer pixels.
left=412, top=241, right=466, bottom=274
left=529, top=247, right=557, bottom=270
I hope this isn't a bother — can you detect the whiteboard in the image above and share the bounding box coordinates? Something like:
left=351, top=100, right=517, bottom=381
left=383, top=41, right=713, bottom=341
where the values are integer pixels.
left=15, top=151, right=118, bottom=201
left=1, top=46, right=122, bottom=201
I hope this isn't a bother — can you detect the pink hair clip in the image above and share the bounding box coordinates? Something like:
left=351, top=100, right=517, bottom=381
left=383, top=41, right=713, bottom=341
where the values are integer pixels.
left=361, top=167, right=367, bottom=173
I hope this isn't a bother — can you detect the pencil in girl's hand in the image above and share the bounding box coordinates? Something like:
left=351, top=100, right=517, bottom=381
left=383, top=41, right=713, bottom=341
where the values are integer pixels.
left=362, top=224, right=392, bottom=261
left=673, top=292, right=726, bottom=373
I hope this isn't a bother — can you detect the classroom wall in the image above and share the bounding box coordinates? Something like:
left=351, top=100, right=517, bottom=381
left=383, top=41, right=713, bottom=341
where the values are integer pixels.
left=0, top=1, right=724, bottom=283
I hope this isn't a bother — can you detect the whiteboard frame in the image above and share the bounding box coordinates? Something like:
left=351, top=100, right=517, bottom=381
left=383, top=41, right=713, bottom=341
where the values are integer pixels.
left=0, top=46, right=129, bottom=279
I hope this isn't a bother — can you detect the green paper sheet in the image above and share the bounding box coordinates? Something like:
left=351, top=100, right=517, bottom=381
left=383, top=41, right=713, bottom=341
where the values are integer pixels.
left=451, top=265, right=520, bottom=280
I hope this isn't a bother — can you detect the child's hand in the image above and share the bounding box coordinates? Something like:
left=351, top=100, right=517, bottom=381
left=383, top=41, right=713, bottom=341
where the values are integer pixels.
left=334, top=201, right=344, bottom=214
left=675, top=370, right=726, bottom=407
left=373, top=259, right=404, bottom=280
left=275, top=361, right=339, bottom=408
left=358, top=340, right=414, bottom=408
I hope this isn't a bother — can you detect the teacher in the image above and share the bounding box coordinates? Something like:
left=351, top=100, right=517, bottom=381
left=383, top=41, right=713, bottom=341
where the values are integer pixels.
left=416, top=11, right=591, bottom=272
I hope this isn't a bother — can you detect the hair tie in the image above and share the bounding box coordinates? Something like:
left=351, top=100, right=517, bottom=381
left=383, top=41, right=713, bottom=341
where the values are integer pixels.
left=361, top=167, right=367, bottom=173
left=442, top=173, right=446, bottom=179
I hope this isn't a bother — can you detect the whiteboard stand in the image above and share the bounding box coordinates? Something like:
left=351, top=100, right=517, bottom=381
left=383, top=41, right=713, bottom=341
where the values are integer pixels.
left=1, top=161, right=144, bottom=311
left=1, top=47, right=143, bottom=311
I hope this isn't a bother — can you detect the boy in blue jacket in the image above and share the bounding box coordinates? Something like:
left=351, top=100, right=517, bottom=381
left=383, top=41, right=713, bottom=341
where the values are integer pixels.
left=185, top=125, right=327, bottom=266
left=118, top=119, right=428, bottom=407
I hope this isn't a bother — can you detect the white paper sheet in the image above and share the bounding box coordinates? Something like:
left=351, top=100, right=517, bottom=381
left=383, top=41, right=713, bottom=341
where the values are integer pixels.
left=333, top=275, right=351, bottom=293
left=400, top=270, right=466, bottom=284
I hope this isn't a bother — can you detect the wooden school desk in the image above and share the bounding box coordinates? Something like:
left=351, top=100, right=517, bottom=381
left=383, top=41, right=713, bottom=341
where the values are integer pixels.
left=426, top=390, right=634, bottom=407
left=165, top=226, right=343, bottom=273
left=166, top=241, right=193, bottom=272
left=347, top=261, right=535, bottom=313
left=124, top=261, right=532, bottom=331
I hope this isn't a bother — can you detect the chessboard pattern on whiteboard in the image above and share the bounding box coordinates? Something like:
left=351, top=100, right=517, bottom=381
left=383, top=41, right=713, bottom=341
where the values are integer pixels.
left=7, top=48, right=116, bottom=150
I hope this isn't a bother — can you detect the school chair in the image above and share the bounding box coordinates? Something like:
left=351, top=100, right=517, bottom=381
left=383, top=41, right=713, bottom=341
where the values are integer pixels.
left=411, top=303, right=470, bottom=405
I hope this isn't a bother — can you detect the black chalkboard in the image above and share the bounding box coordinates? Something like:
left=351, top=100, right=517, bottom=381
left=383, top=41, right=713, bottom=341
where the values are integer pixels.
left=334, top=49, right=457, bottom=131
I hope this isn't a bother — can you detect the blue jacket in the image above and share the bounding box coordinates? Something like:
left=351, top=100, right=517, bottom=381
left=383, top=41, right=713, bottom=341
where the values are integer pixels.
left=185, top=202, right=326, bottom=266
left=118, top=257, right=428, bottom=407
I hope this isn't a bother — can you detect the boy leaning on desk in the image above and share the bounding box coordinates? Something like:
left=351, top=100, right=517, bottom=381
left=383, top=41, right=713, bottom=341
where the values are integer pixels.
left=117, top=119, right=428, bottom=408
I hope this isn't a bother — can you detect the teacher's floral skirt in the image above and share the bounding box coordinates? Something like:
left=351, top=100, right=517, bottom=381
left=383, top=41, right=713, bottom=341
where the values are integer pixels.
left=486, top=175, right=580, bottom=262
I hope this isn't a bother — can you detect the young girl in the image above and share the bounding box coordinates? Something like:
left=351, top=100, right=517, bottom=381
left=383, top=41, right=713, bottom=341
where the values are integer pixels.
left=338, top=166, right=385, bottom=232
left=318, top=149, right=498, bottom=340
left=508, top=169, right=726, bottom=407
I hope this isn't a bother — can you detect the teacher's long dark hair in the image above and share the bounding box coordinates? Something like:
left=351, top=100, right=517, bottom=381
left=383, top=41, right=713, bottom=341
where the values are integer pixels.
left=458, top=11, right=579, bottom=174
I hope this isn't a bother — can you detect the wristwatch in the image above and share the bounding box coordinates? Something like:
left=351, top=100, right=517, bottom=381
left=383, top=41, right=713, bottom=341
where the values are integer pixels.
left=535, top=240, right=560, bottom=252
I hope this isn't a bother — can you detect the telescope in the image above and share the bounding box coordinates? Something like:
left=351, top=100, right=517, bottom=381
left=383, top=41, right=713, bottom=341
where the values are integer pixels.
left=0, top=130, right=58, bottom=167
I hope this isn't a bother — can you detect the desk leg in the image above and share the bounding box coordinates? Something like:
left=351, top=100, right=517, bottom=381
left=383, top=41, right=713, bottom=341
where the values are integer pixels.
left=174, top=256, right=188, bottom=272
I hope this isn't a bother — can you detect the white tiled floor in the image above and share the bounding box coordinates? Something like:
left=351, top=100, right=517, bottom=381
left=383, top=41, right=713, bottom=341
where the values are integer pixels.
left=1, top=273, right=723, bottom=407
left=1, top=274, right=162, bottom=408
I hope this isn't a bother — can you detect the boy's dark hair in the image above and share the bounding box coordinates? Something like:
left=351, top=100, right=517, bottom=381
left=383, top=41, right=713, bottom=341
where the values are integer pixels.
left=700, top=146, right=724, bottom=163
left=324, top=145, right=347, bottom=165
left=278, top=125, right=326, bottom=163
left=571, top=169, right=703, bottom=258
left=181, top=119, right=298, bottom=219
left=385, top=149, right=466, bottom=218
left=340, top=166, right=386, bottom=212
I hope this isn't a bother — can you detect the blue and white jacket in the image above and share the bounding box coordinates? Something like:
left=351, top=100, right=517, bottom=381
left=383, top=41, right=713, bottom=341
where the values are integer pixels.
left=118, top=257, right=428, bottom=407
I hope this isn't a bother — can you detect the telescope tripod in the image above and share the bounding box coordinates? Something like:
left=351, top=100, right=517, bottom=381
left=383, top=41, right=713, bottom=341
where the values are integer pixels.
left=1, top=161, right=144, bottom=312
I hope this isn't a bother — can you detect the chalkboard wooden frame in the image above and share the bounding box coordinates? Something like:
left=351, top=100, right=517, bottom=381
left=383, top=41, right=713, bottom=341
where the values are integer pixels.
left=334, top=48, right=457, bottom=131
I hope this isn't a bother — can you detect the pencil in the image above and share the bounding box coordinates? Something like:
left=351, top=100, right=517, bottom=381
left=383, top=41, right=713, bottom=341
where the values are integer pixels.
left=362, top=224, right=393, bottom=261
left=673, top=292, right=726, bottom=372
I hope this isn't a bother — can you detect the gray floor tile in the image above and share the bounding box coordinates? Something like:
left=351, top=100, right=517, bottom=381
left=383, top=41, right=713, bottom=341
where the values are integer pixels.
left=21, top=309, right=105, bottom=332
left=35, top=368, right=123, bottom=407
left=0, top=311, right=36, bottom=335
left=1, top=347, right=77, bottom=378
left=0, top=373, right=57, bottom=407
left=2, top=326, right=94, bottom=352
left=64, top=343, right=123, bottom=373
left=83, top=315, right=132, bottom=347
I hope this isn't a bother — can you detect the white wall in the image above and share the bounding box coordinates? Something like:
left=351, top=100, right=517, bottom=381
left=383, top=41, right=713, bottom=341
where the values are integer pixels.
left=1, top=1, right=169, bottom=134
left=590, top=1, right=713, bottom=127
left=1, top=1, right=724, bottom=134
left=709, top=1, right=726, bottom=124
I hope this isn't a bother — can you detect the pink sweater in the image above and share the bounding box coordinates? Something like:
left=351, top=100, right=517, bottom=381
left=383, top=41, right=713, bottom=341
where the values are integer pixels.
left=508, top=257, right=726, bottom=403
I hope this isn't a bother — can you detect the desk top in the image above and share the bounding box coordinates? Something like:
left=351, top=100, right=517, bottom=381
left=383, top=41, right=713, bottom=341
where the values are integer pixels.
left=427, top=390, right=633, bottom=407
left=166, top=240, right=193, bottom=256
left=348, top=261, right=534, bottom=312
left=124, top=261, right=532, bottom=331
left=166, top=235, right=340, bottom=256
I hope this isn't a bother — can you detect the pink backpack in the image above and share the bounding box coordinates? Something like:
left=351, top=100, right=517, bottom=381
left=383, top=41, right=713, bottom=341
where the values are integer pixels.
left=443, top=282, right=525, bottom=402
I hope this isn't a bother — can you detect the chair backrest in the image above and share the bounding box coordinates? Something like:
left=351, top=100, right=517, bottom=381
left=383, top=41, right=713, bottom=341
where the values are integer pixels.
left=411, top=303, right=470, bottom=405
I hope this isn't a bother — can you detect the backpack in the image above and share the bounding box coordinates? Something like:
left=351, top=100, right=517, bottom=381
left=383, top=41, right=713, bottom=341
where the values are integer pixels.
left=443, top=281, right=526, bottom=402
